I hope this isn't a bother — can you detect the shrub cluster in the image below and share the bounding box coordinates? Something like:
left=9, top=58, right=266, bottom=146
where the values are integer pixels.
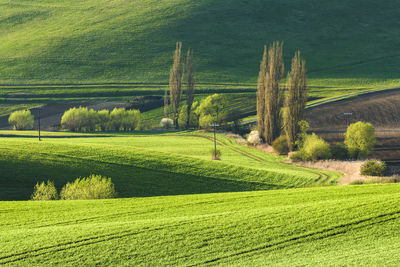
left=61, top=107, right=140, bottom=132
left=290, top=133, right=331, bottom=161
left=60, top=174, right=116, bottom=200
left=272, top=135, right=289, bottom=155
left=360, top=160, right=387, bottom=177
left=289, top=121, right=377, bottom=162
left=8, top=109, right=34, bottom=130
left=330, top=143, right=349, bottom=160
left=31, top=175, right=116, bottom=201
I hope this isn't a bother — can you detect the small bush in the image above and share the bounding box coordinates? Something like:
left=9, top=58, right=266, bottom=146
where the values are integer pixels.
left=293, top=133, right=331, bottom=161
left=360, top=160, right=386, bottom=177
left=31, top=181, right=58, bottom=200
left=160, top=118, right=174, bottom=129
left=60, top=174, right=116, bottom=200
left=349, top=180, right=365, bottom=185
left=345, top=121, right=376, bottom=159
left=331, top=143, right=349, bottom=160
left=272, top=135, right=289, bottom=155
left=289, top=150, right=307, bottom=162
left=247, top=130, right=262, bottom=146
left=8, top=109, right=34, bottom=130
left=303, top=133, right=331, bottom=161
left=210, top=148, right=222, bottom=160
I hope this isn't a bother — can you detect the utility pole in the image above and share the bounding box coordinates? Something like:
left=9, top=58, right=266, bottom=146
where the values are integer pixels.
left=214, top=123, right=217, bottom=156
left=210, top=122, right=219, bottom=159
left=38, top=107, right=43, bottom=141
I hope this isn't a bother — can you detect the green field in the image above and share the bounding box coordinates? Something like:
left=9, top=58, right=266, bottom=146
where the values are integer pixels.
left=2, top=184, right=400, bottom=265
left=1, top=0, right=400, bottom=106
left=2, top=1, right=400, bottom=264
left=0, top=131, right=340, bottom=200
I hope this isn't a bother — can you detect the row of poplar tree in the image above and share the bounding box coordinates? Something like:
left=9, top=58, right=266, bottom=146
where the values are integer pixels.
left=164, top=42, right=195, bottom=129
left=256, top=41, right=307, bottom=151
left=165, top=40, right=308, bottom=147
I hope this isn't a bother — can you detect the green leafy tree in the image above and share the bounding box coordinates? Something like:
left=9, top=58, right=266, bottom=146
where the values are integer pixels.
left=98, top=109, right=110, bottom=131
left=31, top=181, right=58, bottom=200
left=197, top=94, right=228, bottom=129
left=8, top=109, right=34, bottom=130
left=178, top=102, right=199, bottom=129
left=344, top=121, right=376, bottom=159
left=61, top=106, right=88, bottom=131
left=87, top=108, right=100, bottom=132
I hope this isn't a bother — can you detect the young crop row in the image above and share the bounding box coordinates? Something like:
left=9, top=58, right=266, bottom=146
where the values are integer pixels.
left=1, top=184, right=399, bottom=265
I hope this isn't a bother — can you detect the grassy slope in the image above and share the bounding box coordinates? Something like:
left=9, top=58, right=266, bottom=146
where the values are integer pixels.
left=1, top=0, right=400, bottom=88
left=0, top=131, right=340, bottom=200
left=1, top=184, right=400, bottom=265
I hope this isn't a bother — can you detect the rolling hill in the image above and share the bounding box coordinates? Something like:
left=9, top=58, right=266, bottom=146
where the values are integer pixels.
left=1, top=0, right=400, bottom=88
left=0, top=132, right=340, bottom=200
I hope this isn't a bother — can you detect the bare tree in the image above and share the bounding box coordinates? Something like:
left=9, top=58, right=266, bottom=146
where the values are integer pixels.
left=285, top=51, right=307, bottom=151
left=164, top=87, right=169, bottom=118
left=185, top=49, right=195, bottom=129
left=264, top=41, right=284, bottom=144
left=169, top=42, right=185, bottom=128
left=256, top=45, right=267, bottom=140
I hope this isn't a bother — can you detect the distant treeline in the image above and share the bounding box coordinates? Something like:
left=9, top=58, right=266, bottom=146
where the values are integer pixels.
left=61, top=107, right=141, bottom=132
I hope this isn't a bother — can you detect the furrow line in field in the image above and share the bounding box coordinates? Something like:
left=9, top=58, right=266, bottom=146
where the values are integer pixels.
left=0, top=215, right=218, bottom=264
left=199, top=210, right=400, bottom=265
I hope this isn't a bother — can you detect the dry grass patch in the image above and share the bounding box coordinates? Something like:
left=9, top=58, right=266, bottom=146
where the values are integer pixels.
left=293, top=160, right=366, bottom=185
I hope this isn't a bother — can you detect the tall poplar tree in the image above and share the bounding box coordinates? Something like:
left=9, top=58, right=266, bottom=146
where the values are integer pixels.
left=185, top=49, right=195, bottom=129
left=285, top=51, right=307, bottom=151
left=256, top=45, right=267, bottom=140
left=264, top=41, right=284, bottom=144
left=169, top=42, right=184, bottom=128
left=163, top=88, right=169, bottom=118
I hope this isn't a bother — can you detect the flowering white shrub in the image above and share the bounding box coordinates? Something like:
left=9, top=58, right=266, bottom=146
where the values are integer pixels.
left=160, top=118, right=174, bottom=129
left=247, top=130, right=262, bottom=145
